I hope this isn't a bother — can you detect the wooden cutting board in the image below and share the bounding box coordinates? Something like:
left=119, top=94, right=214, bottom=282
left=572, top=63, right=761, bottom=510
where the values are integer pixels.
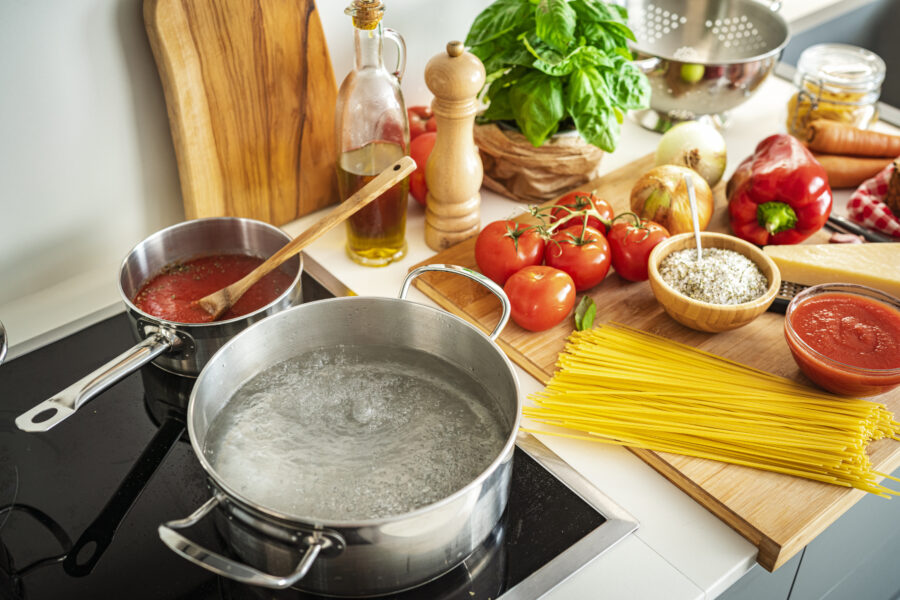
left=144, top=0, right=339, bottom=226
left=410, top=154, right=900, bottom=572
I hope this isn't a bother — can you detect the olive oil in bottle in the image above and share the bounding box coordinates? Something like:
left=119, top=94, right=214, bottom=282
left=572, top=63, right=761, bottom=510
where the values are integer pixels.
left=337, top=141, right=409, bottom=264
left=335, top=0, right=410, bottom=266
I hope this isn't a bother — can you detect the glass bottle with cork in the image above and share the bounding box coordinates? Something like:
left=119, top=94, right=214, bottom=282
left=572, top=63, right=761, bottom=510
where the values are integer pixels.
left=335, top=0, right=409, bottom=266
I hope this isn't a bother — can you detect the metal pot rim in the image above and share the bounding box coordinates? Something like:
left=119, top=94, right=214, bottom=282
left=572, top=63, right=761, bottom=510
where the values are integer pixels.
left=117, top=216, right=303, bottom=328
left=187, top=295, right=522, bottom=528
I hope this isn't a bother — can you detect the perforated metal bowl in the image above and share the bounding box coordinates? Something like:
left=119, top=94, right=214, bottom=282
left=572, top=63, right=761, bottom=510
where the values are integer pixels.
left=624, top=0, right=790, bottom=130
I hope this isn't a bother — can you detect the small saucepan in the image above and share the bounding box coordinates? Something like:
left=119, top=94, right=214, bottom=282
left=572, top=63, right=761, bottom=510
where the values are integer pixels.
left=15, top=217, right=302, bottom=433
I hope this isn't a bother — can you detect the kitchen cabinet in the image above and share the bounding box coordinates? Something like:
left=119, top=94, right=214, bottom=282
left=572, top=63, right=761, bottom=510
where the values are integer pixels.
left=719, top=464, right=900, bottom=600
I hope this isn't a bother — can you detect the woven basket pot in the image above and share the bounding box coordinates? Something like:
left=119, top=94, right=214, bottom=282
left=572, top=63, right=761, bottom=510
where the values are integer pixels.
left=474, top=123, right=604, bottom=204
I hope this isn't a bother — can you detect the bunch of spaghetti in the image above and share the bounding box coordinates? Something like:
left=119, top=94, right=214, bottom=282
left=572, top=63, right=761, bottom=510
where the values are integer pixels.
left=524, top=323, right=900, bottom=496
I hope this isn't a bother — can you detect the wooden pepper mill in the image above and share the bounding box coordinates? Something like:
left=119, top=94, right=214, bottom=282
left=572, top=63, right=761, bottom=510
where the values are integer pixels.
left=423, top=41, right=486, bottom=251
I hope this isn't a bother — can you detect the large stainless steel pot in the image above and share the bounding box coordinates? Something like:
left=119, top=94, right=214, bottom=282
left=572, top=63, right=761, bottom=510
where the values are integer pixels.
left=159, top=264, right=520, bottom=596
left=15, top=217, right=302, bottom=432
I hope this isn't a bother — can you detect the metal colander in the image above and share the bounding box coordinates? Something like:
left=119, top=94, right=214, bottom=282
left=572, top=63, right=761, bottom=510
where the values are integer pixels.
left=621, top=0, right=790, bottom=129
left=626, top=0, right=789, bottom=63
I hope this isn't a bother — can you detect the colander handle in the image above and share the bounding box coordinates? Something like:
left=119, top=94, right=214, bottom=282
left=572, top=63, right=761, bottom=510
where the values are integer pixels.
left=633, top=56, right=661, bottom=74
left=755, top=0, right=782, bottom=11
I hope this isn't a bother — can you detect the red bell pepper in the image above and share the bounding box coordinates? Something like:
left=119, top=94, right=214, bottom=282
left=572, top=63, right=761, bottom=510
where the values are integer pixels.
left=726, top=134, right=832, bottom=245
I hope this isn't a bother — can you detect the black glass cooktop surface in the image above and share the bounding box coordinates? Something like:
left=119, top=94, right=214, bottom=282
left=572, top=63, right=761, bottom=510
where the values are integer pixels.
left=0, top=276, right=635, bottom=599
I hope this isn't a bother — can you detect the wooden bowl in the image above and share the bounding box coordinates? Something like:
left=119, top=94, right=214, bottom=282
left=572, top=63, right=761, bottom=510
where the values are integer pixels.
left=647, top=232, right=781, bottom=332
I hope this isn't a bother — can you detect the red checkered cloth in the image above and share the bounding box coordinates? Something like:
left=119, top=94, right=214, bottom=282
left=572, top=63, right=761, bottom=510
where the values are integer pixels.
left=847, top=161, right=900, bottom=238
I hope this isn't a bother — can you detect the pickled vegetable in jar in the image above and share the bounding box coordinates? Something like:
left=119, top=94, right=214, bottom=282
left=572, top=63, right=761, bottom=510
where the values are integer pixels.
left=787, top=44, right=885, bottom=141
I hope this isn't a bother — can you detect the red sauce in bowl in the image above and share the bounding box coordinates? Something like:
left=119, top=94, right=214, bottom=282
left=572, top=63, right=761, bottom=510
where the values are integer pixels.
left=785, top=285, right=900, bottom=397
left=133, top=254, right=295, bottom=323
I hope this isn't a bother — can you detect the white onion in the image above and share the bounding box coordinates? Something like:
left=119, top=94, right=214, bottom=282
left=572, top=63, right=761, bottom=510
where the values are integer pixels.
left=655, top=121, right=727, bottom=187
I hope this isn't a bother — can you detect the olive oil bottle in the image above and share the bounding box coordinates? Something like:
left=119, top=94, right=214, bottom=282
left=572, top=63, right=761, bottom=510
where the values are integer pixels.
left=335, top=0, right=409, bottom=266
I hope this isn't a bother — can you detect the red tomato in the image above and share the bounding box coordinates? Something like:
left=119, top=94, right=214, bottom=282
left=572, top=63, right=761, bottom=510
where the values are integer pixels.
left=474, top=221, right=546, bottom=286
left=544, top=225, right=611, bottom=291
left=408, top=105, right=435, bottom=140
left=607, top=218, right=670, bottom=282
left=549, top=191, right=614, bottom=233
left=409, top=132, right=437, bottom=206
left=504, top=266, right=576, bottom=332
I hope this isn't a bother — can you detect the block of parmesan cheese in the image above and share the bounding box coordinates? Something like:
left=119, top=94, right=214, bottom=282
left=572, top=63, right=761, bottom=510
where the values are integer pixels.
left=763, top=243, right=900, bottom=299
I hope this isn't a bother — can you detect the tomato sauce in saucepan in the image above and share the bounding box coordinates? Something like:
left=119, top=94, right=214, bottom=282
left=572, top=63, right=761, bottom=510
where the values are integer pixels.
left=787, top=291, right=900, bottom=396
left=133, top=254, right=294, bottom=323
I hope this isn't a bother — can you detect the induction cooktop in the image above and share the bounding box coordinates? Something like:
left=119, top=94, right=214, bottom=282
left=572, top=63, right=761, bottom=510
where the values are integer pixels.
left=0, top=265, right=637, bottom=600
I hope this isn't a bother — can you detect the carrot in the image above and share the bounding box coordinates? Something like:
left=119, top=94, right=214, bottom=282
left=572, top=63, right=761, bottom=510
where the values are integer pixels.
left=811, top=153, right=893, bottom=188
left=806, top=120, right=900, bottom=157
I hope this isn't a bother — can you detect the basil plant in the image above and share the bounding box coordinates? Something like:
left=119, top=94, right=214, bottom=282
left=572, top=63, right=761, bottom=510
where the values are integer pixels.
left=465, top=0, right=650, bottom=152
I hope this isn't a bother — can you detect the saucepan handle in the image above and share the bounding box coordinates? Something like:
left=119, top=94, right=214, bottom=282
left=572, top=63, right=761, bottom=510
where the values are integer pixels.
left=400, top=264, right=511, bottom=341
left=14, top=328, right=179, bottom=432
left=0, top=319, right=7, bottom=366
left=158, top=496, right=326, bottom=590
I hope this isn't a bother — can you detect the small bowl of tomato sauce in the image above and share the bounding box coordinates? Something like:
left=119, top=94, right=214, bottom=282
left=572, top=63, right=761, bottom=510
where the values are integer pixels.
left=784, top=283, right=900, bottom=397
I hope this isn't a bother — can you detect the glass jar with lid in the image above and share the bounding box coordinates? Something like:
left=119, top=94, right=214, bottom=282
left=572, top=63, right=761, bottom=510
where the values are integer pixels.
left=787, top=43, right=886, bottom=140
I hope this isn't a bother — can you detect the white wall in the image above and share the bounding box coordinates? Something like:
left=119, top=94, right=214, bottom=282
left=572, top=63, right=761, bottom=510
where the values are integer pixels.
left=0, top=0, right=490, bottom=348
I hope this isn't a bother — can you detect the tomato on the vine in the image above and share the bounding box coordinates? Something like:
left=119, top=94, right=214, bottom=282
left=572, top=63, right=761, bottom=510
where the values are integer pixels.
left=549, top=191, right=614, bottom=234
left=503, top=266, right=576, bottom=332
left=474, top=221, right=545, bottom=286
left=544, top=225, right=611, bottom=291
left=607, top=217, right=670, bottom=282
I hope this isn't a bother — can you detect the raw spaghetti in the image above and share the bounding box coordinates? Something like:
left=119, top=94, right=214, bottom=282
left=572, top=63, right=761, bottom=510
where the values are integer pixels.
left=523, top=323, right=900, bottom=496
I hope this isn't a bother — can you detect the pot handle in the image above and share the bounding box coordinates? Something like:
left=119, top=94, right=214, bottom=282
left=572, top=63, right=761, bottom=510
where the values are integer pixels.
left=400, top=264, right=511, bottom=341
left=158, top=496, right=325, bottom=590
left=14, top=328, right=179, bottom=432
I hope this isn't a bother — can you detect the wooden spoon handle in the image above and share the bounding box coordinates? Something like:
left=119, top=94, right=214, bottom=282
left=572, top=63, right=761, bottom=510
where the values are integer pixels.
left=230, top=155, right=416, bottom=299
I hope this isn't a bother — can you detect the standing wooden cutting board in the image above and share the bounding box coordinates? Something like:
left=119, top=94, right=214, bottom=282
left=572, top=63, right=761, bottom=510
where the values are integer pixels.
left=144, top=0, right=338, bottom=225
left=411, top=154, right=900, bottom=572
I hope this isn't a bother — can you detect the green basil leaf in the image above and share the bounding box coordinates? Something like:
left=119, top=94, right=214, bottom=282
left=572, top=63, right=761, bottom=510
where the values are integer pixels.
left=571, top=0, right=618, bottom=24
left=572, top=45, right=613, bottom=70
left=567, top=66, right=619, bottom=152
left=509, top=70, right=565, bottom=146
left=599, top=19, right=637, bottom=43
left=523, top=34, right=576, bottom=76
left=479, top=38, right=535, bottom=74
left=466, top=0, right=535, bottom=48
left=574, top=296, right=597, bottom=331
left=535, top=0, right=577, bottom=53
left=482, top=85, right=516, bottom=121
left=613, top=61, right=650, bottom=110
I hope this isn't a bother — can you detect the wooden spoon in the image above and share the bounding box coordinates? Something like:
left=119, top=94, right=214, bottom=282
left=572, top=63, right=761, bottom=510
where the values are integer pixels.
left=196, top=155, right=416, bottom=320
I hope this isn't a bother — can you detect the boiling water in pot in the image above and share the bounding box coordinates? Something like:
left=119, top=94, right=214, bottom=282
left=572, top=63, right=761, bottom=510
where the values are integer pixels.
left=203, top=344, right=509, bottom=520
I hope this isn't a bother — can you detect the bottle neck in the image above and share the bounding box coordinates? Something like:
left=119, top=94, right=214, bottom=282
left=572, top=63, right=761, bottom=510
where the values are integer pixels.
left=353, top=24, right=384, bottom=70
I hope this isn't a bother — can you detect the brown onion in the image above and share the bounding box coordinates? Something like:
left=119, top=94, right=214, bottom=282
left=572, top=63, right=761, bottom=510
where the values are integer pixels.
left=630, top=165, right=714, bottom=235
